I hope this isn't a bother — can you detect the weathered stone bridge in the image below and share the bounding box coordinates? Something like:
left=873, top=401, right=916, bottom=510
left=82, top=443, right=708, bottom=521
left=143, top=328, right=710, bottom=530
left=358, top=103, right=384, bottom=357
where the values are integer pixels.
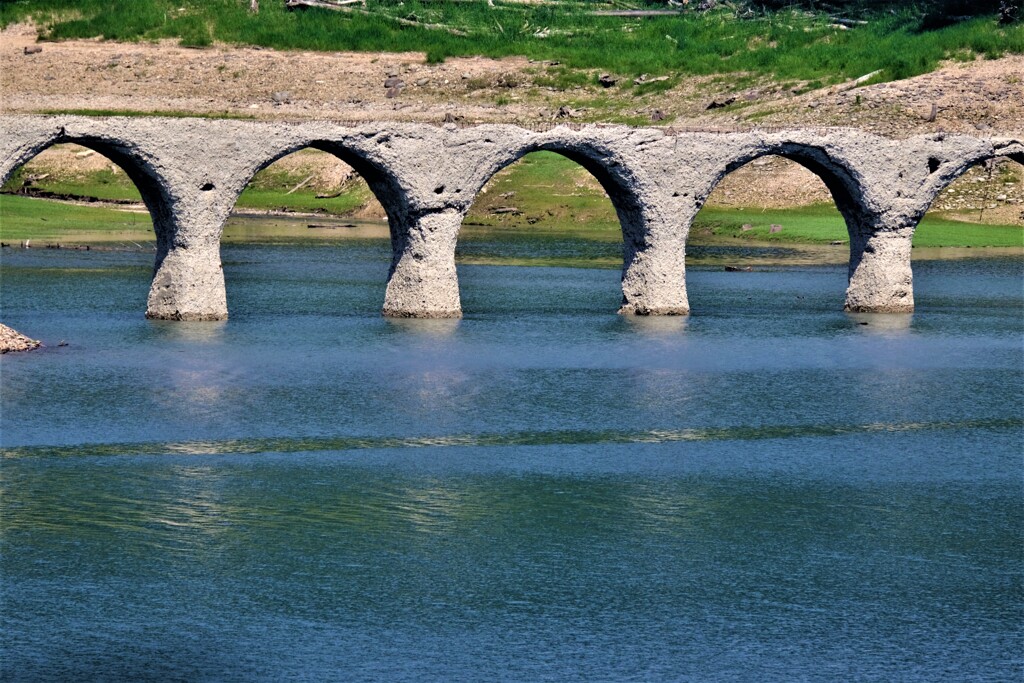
left=1, top=115, right=1021, bottom=320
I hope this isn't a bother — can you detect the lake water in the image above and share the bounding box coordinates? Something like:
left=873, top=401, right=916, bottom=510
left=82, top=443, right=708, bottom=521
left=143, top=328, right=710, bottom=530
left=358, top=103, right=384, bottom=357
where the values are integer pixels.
left=1, top=239, right=1022, bottom=681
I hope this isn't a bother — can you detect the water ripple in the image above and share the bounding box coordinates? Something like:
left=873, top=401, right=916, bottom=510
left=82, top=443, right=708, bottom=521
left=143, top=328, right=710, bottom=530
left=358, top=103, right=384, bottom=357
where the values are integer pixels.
left=2, top=417, right=1018, bottom=459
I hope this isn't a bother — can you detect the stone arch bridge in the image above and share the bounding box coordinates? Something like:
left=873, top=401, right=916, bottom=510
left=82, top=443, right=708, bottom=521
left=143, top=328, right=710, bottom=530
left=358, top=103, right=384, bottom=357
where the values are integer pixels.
left=2, top=115, right=1020, bottom=320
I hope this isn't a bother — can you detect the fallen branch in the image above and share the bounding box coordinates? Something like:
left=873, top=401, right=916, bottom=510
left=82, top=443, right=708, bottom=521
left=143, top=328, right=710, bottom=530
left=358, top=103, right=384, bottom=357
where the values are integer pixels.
left=285, top=174, right=315, bottom=195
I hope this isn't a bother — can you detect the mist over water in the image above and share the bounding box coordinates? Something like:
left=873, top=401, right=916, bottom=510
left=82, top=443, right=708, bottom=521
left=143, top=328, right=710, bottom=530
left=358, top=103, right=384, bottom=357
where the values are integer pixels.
left=1, top=242, right=1022, bottom=681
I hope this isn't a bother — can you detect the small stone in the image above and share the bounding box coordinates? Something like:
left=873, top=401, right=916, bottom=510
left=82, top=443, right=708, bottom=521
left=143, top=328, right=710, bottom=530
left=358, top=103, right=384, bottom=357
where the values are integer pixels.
left=385, top=87, right=401, bottom=99
left=741, top=224, right=753, bottom=231
left=650, top=109, right=666, bottom=122
left=996, top=194, right=1008, bottom=201
left=598, top=73, right=617, bottom=88
left=23, top=45, right=42, bottom=55
left=384, top=77, right=404, bottom=89
left=769, top=224, right=783, bottom=234
left=271, top=91, right=291, bottom=104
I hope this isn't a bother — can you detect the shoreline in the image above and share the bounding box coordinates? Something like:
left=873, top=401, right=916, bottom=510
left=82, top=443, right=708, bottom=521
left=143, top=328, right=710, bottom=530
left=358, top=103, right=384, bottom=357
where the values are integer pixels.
left=3, top=232, right=1020, bottom=269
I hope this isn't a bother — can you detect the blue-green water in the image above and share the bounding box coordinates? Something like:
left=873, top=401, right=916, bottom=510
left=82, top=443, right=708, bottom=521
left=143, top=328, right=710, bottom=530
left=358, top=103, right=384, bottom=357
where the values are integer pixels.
left=1, top=242, right=1022, bottom=681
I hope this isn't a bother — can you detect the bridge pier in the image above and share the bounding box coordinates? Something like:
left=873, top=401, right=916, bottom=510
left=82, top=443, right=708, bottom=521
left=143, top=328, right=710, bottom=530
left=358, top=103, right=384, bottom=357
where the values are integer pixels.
left=382, top=208, right=464, bottom=318
left=844, top=222, right=915, bottom=314
left=146, top=240, right=227, bottom=321
left=618, top=209, right=692, bottom=316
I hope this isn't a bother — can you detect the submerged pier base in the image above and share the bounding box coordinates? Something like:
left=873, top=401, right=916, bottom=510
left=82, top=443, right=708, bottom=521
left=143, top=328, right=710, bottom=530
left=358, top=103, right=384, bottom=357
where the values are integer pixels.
left=844, top=225, right=915, bottom=314
left=382, top=209, right=463, bottom=319
left=146, top=241, right=228, bottom=321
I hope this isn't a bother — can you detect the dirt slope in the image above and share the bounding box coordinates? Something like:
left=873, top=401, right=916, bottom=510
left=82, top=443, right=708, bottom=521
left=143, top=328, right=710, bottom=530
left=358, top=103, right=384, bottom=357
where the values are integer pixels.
left=2, top=22, right=1022, bottom=135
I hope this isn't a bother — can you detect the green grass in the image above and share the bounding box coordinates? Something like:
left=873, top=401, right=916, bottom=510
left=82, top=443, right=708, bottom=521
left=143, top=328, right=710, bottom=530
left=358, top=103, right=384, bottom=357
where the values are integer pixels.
left=232, top=187, right=369, bottom=214
left=0, top=194, right=153, bottom=241
left=695, top=205, right=1024, bottom=248
left=1, top=1, right=1020, bottom=82
left=2, top=160, right=374, bottom=215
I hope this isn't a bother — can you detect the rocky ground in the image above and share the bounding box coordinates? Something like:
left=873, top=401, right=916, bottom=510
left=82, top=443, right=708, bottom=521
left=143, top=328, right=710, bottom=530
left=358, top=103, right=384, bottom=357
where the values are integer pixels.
left=1, top=22, right=1021, bottom=221
left=0, top=322, right=41, bottom=354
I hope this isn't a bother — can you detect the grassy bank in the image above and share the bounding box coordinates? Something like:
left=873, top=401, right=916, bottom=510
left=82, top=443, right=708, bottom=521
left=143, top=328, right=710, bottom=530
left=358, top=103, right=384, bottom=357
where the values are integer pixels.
left=2, top=193, right=1020, bottom=251
left=2, top=0, right=1021, bottom=82
left=3, top=148, right=1020, bottom=248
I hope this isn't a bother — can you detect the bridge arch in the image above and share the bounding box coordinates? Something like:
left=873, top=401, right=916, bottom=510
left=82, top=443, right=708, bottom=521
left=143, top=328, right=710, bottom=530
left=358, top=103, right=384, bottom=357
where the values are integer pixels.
left=226, top=138, right=414, bottom=233
left=463, top=137, right=648, bottom=229
left=696, top=142, right=872, bottom=228
left=915, top=140, right=1024, bottom=219
left=1, top=132, right=177, bottom=237
left=1, top=132, right=189, bottom=319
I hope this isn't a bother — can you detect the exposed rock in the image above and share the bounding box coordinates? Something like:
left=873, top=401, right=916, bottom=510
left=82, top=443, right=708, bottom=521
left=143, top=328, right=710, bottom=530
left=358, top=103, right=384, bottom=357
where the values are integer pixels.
left=271, top=90, right=291, bottom=104
left=383, top=77, right=404, bottom=89
left=1, top=323, right=41, bottom=354
left=634, top=74, right=670, bottom=86
left=598, top=73, right=617, bottom=88
left=706, top=96, right=737, bottom=110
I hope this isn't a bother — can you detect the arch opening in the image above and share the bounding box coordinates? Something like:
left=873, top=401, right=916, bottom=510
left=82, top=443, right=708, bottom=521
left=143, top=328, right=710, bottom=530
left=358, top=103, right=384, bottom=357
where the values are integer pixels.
left=456, top=149, right=637, bottom=312
left=220, top=145, right=398, bottom=316
left=1, top=139, right=172, bottom=244
left=692, top=153, right=860, bottom=267
left=0, top=140, right=179, bottom=326
left=919, top=156, right=1024, bottom=249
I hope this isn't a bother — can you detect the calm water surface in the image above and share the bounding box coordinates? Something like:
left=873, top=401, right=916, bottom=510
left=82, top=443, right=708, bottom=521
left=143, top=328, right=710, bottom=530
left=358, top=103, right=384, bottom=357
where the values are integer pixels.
left=1, top=240, right=1022, bottom=681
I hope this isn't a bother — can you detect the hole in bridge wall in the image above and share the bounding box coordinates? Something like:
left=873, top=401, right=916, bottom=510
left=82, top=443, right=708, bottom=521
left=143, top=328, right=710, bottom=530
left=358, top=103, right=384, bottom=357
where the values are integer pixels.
left=0, top=142, right=157, bottom=242
left=923, top=156, right=1024, bottom=240
left=200, top=183, right=216, bottom=191
left=928, top=158, right=942, bottom=174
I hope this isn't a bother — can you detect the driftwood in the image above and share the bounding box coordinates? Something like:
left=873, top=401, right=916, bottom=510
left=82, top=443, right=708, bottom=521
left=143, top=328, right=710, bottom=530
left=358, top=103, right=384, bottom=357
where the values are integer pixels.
left=286, top=0, right=366, bottom=10
left=285, top=175, right=315, bottom=195
left=285, top=0, right=467, bottom=36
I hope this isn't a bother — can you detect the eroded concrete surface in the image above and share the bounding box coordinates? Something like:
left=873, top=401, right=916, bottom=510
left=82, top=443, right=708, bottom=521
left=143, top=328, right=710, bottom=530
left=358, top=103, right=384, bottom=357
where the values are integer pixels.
left=2, top=115, right=1020, bottom=319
